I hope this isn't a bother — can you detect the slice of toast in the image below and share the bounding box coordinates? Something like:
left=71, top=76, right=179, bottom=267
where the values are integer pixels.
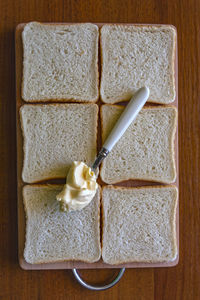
left=100, top=105, right=177, bottom=184
left=22, top=22, right=99, bottom=102
left=102, top=185, right=178, bottom=264
left=20, top=103, right=98, bottom=183
left=23, top=185, right=101, bottom=264
left=100, top=24, right=176, bottom=104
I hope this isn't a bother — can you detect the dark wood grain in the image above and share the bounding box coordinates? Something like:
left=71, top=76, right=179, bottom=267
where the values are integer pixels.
left=0, top=0, right=199, bottom=299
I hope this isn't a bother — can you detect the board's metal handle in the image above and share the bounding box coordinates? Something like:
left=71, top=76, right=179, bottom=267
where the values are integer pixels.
left=72, top=268, right=125, bottom=291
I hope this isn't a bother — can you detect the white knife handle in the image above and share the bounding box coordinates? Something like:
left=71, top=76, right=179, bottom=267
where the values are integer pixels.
left=103, top=86, right=150, bottom=152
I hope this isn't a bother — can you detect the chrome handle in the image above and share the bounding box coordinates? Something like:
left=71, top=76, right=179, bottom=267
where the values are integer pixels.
left=72, top=268, right=125, bottom=291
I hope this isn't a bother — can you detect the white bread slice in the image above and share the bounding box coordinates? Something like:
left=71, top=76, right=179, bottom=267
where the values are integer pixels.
left=100, top=105, right=177, bottom=184
left=23, top=185, right=101, bottom=264
left=22, top=22, right=99, bottom=102
left=100, top=24, right=176, bottom=104
left=102, top=185, right=178, bottom=264
left=20, top=104, right=98, bottom=183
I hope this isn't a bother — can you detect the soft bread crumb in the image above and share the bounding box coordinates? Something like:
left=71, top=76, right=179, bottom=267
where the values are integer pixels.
left=102, top=185, right=178, bottom=264
left=20, top=104, right=98, bottom=183
left=22, top=22, right=99, bottom=102
left=23, top=185, right=101, bottom=264
left=100, top=105, right=177, bottom=184
left=100, top=25, right=176, bottom=104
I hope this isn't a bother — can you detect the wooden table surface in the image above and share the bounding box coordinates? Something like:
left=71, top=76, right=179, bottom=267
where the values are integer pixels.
left=0, top=0, right=199, bottom=299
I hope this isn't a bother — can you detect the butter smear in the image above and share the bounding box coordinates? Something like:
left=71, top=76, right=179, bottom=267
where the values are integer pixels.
left=56, top=161, right=97, bottom=212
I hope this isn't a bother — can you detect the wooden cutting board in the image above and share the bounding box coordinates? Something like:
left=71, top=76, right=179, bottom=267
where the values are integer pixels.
left=16, top=23, right=179, bottom=270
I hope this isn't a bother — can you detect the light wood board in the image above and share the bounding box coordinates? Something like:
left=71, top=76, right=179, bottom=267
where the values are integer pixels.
left=16, top=23, right=179, bottom=270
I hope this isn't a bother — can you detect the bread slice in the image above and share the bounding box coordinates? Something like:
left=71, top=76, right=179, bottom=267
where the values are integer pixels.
left=20, top=104, right=98, bottom=183
left=102, top=185, right=178, bottom=264
left=100, top=105, right=177, bottom=184
left=22, top=22, right=99, bottom=102
left=100, top=24, right=176, bottom=104
left=23, top=185, right=101, bottom=264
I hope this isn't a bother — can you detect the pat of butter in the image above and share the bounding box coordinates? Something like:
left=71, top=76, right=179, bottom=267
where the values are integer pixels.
left=56, top=161, right=97, bottom=212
